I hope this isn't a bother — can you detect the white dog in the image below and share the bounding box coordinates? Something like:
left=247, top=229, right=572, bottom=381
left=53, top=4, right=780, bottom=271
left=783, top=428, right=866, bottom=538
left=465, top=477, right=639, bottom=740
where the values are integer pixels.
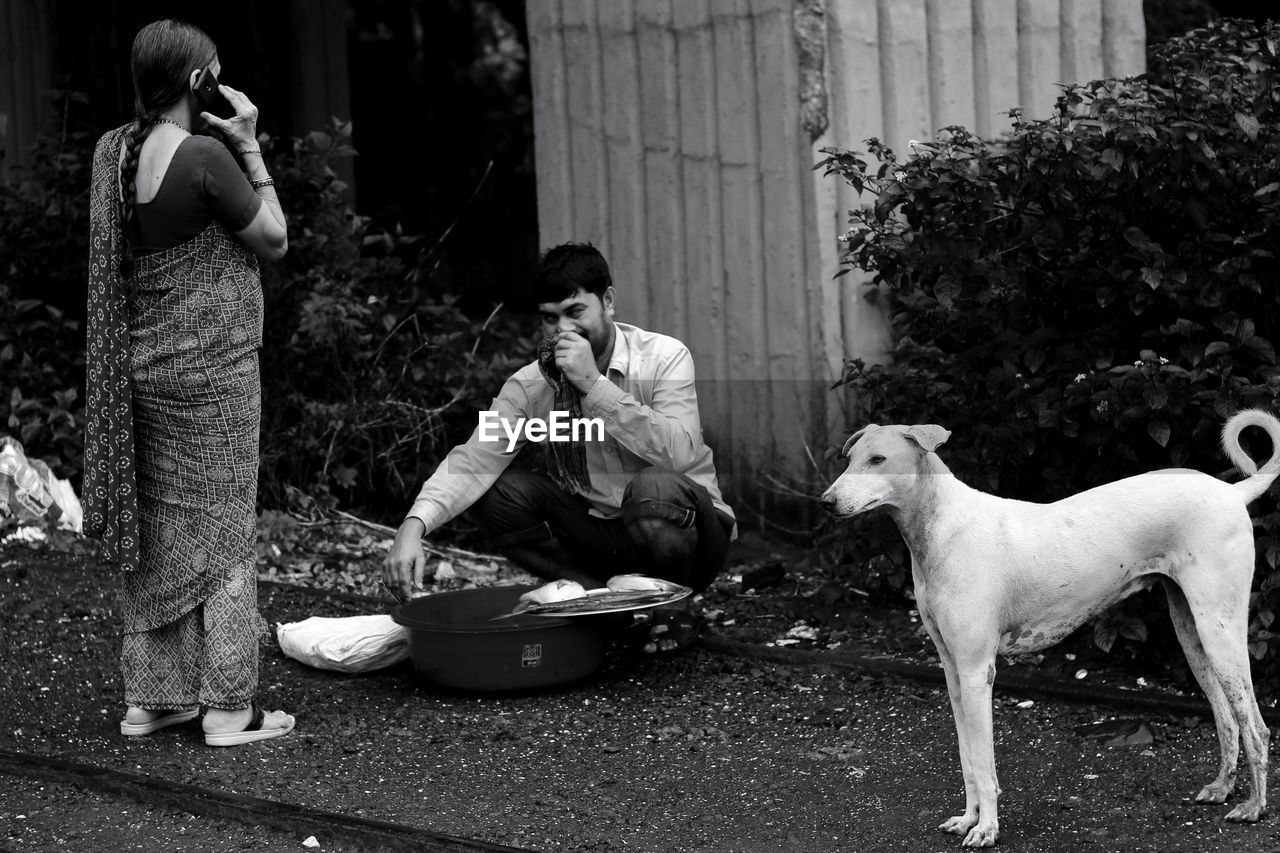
left=820, top=410, right=1278, bottom=847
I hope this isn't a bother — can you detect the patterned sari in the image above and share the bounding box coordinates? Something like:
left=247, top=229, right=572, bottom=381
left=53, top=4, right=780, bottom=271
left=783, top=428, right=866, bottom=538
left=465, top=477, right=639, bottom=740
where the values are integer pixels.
left=85, top=125, right=267, bottom=710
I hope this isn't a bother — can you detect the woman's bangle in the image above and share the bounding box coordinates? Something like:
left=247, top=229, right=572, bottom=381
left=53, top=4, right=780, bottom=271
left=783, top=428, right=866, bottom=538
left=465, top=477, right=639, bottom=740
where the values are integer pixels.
left=250, top=177, right=275, bottom=189
left=239, top=148, right=262, bottom=156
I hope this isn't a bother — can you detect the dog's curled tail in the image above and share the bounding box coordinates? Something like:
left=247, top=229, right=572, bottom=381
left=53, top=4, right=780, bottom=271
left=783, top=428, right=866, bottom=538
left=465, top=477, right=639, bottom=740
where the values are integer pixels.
left=1223, top=409, right=1280, bottom=504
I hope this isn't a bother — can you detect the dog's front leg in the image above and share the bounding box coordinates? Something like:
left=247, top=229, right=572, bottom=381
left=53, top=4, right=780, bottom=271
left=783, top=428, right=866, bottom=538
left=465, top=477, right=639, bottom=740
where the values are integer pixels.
left=922, top=611, right=982, bottom=837
left=952, top=656, right=1001, bottom=848
left=937, top=646, right=982, bottom=837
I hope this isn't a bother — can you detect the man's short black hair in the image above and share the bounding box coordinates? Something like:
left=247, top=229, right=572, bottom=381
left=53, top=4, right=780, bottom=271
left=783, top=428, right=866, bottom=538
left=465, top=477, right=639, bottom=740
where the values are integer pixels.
left=532, top=242, right=612, bottom=304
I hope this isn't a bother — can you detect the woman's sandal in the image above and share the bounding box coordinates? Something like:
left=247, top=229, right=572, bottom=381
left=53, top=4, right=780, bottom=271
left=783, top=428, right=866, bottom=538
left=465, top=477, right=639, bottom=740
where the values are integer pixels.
left=204, top=707, right=295, bottom=747
left=120, top=708, right=200, bottom=737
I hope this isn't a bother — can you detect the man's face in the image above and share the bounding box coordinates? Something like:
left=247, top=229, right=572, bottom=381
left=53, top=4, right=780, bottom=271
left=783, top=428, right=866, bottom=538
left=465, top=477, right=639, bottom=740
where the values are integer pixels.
left=537, top=287, right=615, bottom=358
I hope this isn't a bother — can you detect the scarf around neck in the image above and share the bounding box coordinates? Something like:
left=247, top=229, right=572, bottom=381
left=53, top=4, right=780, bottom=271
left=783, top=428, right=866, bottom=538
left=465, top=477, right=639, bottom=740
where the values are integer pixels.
left=537, top=335, right=590, bottom=493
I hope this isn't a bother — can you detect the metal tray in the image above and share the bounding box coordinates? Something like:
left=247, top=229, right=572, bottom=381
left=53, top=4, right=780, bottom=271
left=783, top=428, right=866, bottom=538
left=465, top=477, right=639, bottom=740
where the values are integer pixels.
left=502, top=577, right=692, bottom=618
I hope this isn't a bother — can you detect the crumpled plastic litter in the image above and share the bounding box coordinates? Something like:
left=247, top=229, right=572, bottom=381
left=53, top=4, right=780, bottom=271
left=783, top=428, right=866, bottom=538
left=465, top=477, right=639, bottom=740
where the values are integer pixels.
left=275, top=614, right=411, bottom=673
left=0, top=436, right=83, bottom=533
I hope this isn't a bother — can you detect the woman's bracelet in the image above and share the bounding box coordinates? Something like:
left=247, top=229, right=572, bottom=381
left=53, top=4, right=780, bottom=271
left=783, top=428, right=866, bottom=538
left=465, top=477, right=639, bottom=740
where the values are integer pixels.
left=250, top=177, right=275, bottom=189
left=239, top=148, right=263, bottom=156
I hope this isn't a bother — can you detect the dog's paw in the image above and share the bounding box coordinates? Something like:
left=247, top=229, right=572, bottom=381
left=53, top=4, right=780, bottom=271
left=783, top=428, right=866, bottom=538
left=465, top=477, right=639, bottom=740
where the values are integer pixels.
left=939, top=813, right=978, bottom=836
left=1194, top=779, right=1235, bottom=804
left=962, top=821, right=999, bottom=848
left=1225, top=799, right=1264, bottom=823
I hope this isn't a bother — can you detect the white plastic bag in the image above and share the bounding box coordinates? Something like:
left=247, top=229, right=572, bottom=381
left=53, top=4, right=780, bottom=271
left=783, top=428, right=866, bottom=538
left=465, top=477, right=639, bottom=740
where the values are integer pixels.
left=276, top=614, right=411, bottom=673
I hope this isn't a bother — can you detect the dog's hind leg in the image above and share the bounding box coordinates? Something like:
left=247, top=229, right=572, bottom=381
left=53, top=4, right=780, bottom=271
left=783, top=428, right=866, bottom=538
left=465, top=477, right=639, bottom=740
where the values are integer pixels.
left=1165, top=579, right=1240, bottom=804
left=1181, top=576, right=1270, bottom=822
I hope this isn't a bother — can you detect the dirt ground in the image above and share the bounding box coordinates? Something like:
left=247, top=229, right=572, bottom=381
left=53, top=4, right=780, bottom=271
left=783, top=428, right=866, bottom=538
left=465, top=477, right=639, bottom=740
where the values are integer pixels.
left=4, top=530, right=1280, bottom=853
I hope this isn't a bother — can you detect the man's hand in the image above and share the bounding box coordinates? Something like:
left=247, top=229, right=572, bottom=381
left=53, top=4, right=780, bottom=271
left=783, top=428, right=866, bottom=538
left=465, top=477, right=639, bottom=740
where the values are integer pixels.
left=554, top=331, right=601, bottom=393
left=383, top=518, right=428, bottom=603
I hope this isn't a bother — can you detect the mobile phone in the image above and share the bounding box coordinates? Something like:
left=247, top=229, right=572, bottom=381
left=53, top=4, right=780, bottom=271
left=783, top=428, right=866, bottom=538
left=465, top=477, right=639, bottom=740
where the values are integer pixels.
left=192, top=65, right=234, bottom=119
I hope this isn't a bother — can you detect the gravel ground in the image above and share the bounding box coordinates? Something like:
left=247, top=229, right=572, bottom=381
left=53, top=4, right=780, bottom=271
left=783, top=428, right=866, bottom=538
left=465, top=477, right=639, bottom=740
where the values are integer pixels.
left=4, top=529, right=1280, bottom=852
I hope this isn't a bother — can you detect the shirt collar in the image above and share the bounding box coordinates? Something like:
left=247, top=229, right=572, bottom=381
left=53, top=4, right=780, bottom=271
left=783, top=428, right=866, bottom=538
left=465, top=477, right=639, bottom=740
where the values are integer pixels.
left=605, top=322, right=634, bottom=378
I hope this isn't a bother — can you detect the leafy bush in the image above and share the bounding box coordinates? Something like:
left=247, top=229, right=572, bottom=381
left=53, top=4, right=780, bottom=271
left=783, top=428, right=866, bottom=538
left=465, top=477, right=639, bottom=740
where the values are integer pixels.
left=252, top=120, right=534, bottom=520
left=0, top=106, right=92, bottom=479
left=819, top=18, right=1280, bottom=670
left=0, top=113, right=533, bottom=524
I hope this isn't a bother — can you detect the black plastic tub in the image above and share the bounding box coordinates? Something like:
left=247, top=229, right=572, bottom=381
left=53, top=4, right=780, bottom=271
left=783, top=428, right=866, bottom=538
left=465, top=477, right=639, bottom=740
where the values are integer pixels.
left=391, top=585, right=609, bottom=692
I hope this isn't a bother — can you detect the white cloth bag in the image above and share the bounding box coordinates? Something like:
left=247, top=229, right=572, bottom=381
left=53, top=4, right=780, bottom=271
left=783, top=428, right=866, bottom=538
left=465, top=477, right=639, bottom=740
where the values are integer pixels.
left=276, top=614, right=411, bottom=673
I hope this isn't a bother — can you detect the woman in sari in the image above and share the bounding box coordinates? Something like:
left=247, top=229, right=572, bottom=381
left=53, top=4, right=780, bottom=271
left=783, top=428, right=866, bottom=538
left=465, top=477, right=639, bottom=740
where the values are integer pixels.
left=84, top=19, right=293, bottom=746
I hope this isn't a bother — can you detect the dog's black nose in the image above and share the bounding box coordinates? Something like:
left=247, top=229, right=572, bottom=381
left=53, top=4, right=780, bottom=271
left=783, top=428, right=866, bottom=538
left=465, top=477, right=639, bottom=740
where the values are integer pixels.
left=819, top=495, right=836, bottom=513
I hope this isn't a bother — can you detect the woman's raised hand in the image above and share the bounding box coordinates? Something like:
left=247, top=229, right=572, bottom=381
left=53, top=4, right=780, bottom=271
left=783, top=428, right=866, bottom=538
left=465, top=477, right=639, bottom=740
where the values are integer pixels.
left=200, top=84, right=260, bottom=151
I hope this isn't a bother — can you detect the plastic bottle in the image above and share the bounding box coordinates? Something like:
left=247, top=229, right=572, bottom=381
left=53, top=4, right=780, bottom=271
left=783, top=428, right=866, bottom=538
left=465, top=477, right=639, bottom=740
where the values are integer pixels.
left=0, top=454, right=15, bottom=519
left=0, top=442, right=55, bottom=520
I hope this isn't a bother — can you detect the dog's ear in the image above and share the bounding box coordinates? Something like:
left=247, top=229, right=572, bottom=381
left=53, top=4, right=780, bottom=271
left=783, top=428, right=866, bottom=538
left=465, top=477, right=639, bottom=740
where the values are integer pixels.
left=903, top=424, right=950, bottom=453
left=842, top=424, right=878, bottom=457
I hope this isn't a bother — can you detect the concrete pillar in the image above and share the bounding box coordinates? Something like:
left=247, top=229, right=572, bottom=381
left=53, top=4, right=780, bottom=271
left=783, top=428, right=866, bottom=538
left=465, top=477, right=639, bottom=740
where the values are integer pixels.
left=927, top=0, right=977, bottom=131
left=636, top=0, right=684, bottom=339
left=560, top=0, right=609, bottom=250
left=599, top=0, right=650, bottom=327
left=878, top=0, right=931, bottom=157
left=973, top=0, right=1021, bottom=137
left=713, top=0, right=770, bottom=503
left=1102, top=0, right=1147, bottom=78
left=528, top=0, right=573, bottom=246
left=1061, top=0, right=1104, bottom=83
left=1018, top=0, right=1063, bottom=118
left=673, top=0, right=731, bottom=456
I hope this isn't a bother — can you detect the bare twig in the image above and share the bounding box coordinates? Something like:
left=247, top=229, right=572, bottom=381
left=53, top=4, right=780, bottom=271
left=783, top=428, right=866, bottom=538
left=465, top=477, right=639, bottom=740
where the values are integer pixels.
left=320, top=421, right=344, bottom=483
left=329, top=510, right=511, bottom=566
left=470, top=302, right=505, bottom=360
left=333, top=510, right=396, bottom=535
left=419, top=160, right=495, bottom=278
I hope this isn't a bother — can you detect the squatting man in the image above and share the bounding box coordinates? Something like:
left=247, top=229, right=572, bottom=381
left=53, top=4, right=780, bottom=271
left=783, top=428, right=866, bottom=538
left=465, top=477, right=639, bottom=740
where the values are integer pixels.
left=383, top=242, right=737, bottom=652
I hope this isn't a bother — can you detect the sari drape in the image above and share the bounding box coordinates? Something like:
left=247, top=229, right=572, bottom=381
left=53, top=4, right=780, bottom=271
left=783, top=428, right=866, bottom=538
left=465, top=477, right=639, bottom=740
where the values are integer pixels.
left=84, top=126, right=139, bottom=571
left=85, top=125, right=264, bottom=635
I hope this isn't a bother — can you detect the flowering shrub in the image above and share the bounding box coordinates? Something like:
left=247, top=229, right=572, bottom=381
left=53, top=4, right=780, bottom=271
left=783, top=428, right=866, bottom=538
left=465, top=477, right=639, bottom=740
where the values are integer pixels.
left=820, top=18, right=1280, bottom=670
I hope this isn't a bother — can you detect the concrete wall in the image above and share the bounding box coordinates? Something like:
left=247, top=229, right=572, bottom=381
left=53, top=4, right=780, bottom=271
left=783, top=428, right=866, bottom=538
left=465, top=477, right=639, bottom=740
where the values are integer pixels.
left=526, top=0, right=1146, bottom=527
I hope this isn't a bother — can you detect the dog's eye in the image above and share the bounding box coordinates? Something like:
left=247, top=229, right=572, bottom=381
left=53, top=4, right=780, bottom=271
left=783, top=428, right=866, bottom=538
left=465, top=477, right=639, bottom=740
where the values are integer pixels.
left=867, top=455, right=886, bottom=466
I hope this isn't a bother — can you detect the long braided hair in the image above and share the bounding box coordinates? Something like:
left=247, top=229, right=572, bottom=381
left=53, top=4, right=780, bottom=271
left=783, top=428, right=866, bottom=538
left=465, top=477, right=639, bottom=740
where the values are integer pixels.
left=118, top=19, right=218, bottom=280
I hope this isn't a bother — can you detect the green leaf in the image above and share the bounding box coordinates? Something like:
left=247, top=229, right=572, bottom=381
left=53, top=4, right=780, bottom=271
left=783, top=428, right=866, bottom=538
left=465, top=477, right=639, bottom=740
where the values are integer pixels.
left=1093, top=622, right=1117, bottom=654
left=1123, top=227, right=1161, bottom=254
left=1148, top=420, right=1171, bottom=447
left=1118, top=616, right=1148, bottom=642
left=1242, top=336, right=1276, bottom=364
left=1234, top=111, right=1260, bottom=140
